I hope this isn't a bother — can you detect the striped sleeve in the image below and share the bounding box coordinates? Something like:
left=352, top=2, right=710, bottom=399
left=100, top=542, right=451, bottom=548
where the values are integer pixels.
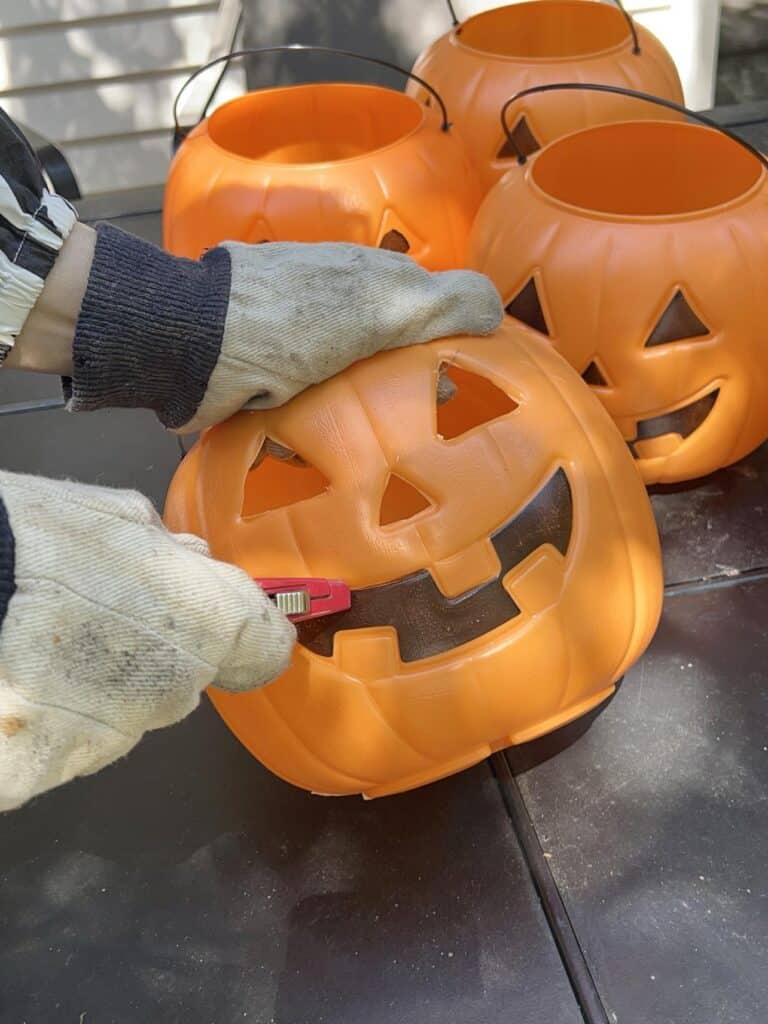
left=0, top=108, right=77, bottom=360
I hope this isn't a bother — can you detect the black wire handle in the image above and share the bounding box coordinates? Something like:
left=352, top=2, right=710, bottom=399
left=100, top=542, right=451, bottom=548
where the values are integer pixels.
left=500, top=82, right=768, bottom=169
left=446, top=0, right=640, bottom=55
left=199, top=9, right=243, bottom=124
left=611, top=0, right=640, bottom=56
left=172, top=44, right=451, bottom=147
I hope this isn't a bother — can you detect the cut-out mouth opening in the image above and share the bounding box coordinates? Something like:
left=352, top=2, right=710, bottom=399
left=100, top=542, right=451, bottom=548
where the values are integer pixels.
left=629, top=389, right=719, bottom=458
left=532, top=123, right=763, bottom=216
left=297, top=469, right=572, bottom=663
left=457, top=2, right=630, bottom=59
left=208, top=83, right=424, bottom=163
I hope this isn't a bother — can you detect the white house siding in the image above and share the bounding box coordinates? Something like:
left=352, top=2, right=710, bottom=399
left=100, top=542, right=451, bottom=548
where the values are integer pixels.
left=0, top=0, right=242, bottom=194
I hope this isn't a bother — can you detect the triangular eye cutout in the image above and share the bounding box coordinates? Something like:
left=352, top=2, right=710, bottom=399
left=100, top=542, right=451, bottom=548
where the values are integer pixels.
left=505, top=277, right=550, bottom=336
left=582, top=360, right=609, bottom=387
left=242, top=439, right=329, bottom=518
left=436, top=363, right=518, bottom=440
left=246, top=215, right=273, bottom=245
left=379, top=474, right=433, bottom=527
left=497, top=116, right=541, bottom=160
left=645, top=290, right=711, bottom=347
left=379, top=229, right=410, bottom=253
left=377, top=210, right=424, bottom=258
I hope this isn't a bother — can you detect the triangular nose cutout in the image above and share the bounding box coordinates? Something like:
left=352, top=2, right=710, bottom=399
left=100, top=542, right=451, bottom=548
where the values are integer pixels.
left=645, top=290, right=711, bottom=347
left=379, top=474, right=433, bottom=527
left=505, top=277, right=550, bottom=336
left=582, top=360, right=608, bottom=387
left=498, top=116, right=541, bottom=160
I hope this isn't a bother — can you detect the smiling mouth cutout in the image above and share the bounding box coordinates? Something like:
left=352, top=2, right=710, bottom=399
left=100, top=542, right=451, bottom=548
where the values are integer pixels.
left=628, top=389, right=719, bottom=458
left=297, top=469, right=573, bottom=663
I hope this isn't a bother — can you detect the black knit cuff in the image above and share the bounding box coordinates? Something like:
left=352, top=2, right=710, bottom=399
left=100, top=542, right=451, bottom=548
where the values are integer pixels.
left=0, top=494, right=16, bottom=632
left=64, top=223, right=231, bottom=429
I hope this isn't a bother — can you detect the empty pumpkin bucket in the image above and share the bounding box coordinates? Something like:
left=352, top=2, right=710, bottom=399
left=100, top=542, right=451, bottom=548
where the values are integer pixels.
left=163, top=46, right=482, bottom=268
left=408, top=0, right=683, bottom=191
left=468, top=84, right=768, bottom=485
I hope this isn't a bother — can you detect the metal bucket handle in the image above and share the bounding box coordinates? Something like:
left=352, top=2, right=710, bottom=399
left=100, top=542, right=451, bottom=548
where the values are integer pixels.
left=500, top=82, right=768, bottom=169
left=173, top=44, right=451, bottom=148
left=445, top=0, right=640, bottom=56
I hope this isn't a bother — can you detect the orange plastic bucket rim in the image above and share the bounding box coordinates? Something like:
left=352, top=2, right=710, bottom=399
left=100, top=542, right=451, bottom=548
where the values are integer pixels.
left=204, top=81, right=430, bottom=168
left=452, top=1, right=635, bottom=63
left=524, top=120, right=767, bottom=223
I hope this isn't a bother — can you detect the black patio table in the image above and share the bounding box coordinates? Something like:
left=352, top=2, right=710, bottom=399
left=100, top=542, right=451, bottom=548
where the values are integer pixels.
left=1, top=105, right=767, bottom=1024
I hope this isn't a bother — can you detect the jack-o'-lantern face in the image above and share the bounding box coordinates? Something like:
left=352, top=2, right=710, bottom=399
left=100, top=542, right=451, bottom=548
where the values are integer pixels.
left=163, top=82, right=481, bottom=269
left=164, top=324, right=662, bottom=797
left=468, top=121, right=768, bottom=484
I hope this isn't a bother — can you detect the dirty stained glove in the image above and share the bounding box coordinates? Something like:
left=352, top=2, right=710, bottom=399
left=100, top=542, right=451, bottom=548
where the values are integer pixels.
left=65, top=229, right=503, bottom=432
left=0, top=470, right=295, bottom=812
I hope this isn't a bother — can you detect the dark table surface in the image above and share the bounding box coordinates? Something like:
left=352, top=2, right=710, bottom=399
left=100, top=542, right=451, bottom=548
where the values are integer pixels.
left=2, top=108, right=768, bottom=1022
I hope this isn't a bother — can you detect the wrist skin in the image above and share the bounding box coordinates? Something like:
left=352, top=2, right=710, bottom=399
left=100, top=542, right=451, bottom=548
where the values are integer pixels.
left=5, top=221, right=96, bottom=376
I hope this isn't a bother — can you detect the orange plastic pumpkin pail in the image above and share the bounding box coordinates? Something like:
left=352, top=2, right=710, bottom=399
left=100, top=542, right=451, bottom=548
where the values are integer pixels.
left=468, top=84, right=768, bottom=486
left=164, top=321, right=663, bottom=798
left=163, top=46, right=482, bottom=267
left=408, top=0, right=683, bottom=192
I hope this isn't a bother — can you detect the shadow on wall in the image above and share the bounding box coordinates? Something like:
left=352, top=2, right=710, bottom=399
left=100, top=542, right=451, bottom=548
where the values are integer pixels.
left=240, top=0, right=457, bottom=90
left=0, top=0, right=195, bottom=193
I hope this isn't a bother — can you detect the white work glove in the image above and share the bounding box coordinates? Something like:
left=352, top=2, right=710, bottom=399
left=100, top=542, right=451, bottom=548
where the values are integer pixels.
left=66, top=232, right=503, bottom=432
left=181, top=242, right=503, bottom=432
left=0, top=471, right=294, bottom=811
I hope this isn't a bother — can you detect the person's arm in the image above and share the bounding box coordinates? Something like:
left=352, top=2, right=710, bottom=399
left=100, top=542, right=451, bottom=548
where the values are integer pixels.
left=11, top=222, right=502, bottom=433
left=5, top=221, right=93, bottom=375
left=1, top=107, right=502, bottom=429
left=0, top=109, right=79, bottom=363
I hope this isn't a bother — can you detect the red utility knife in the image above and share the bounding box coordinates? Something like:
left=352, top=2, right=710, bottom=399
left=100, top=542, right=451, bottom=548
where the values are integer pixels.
left=256, top=577, right=351, bottom=622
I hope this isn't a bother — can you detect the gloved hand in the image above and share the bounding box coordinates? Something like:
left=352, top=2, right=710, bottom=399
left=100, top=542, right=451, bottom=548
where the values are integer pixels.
left=0, top=233, right=502, bottom=811
left=65, top=231, right=503, bottom=432
left=0, top=470, right=295, bottom=811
